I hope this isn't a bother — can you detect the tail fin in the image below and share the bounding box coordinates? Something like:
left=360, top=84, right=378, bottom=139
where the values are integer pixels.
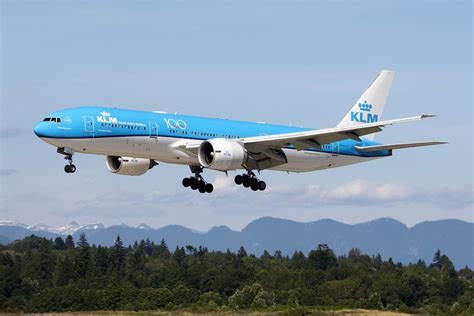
left=337, top=70, right=395, bottom=140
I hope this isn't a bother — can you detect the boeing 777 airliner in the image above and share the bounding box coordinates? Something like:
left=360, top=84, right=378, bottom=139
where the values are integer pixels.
left=34, top=70, right=446, bottom=193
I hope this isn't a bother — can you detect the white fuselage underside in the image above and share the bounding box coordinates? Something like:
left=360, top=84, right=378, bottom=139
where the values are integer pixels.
left=40, top=136, right=380, bottom=173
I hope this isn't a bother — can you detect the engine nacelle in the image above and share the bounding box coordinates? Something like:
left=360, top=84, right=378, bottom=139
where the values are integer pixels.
left=106, top=156, right=157, bottom=176
left=198, top=139, right=247, bottom=171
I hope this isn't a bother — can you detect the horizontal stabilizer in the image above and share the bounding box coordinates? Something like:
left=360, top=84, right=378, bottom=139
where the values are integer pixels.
left=355, top=141, right=448, bottom=152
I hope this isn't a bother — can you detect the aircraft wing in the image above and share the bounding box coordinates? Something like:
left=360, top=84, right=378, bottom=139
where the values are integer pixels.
left=241, top=115, right=436, bottom=151
left=354, top=141, right=448, bottom=152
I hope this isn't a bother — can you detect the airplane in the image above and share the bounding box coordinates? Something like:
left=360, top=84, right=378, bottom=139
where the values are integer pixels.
left=34, top=70, right=446, bottom=193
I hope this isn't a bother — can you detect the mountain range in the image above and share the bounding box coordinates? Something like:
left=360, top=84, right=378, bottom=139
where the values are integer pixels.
left=0, top=217, right=472, bottom=269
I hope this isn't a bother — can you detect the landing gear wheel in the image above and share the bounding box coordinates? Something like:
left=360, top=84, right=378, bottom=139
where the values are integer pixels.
left=198, top=181, right=207, bottom=193
left=190, top=177, right=199, bottom=190
left=251, top=182, right=259, bottom=191
left=64, top=165, right=71, bottom=173
left=242, top=175, right=251, bottom=188
left=250, top=177, right=258, bottom=187
left=234, top=175, right=243, bottom=185
left=69, top=165, right=76, bottom=173
left=182, top=178, right=191, bottom=187
left=258, top=181, right=266, bottom=191
left=205, top=183, right=214, bottom=193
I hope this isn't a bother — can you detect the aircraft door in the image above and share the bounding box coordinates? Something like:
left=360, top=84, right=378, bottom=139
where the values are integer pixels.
left=149, top=122, right=158, bottom=138
left=84, top=116, right=94, bottom=133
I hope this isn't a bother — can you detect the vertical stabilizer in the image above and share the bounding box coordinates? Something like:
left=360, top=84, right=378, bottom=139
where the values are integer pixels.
left=337, top=70, right=394, bottom=140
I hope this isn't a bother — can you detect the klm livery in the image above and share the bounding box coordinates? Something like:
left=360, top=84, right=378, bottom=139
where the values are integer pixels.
left=34, top=70, right=446, bottom=193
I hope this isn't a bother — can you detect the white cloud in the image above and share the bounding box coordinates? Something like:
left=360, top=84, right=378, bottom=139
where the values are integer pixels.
left=374, top=183, right=412, bottom=201
left=245, top=179, right=472, bottom=210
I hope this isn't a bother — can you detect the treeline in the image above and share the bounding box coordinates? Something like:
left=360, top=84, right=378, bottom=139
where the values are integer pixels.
left=0, top=234, right=473, bottom=314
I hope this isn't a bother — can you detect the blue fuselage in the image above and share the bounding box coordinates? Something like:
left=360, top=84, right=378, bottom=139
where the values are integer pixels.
left=34, top=106, right=391, bottom=160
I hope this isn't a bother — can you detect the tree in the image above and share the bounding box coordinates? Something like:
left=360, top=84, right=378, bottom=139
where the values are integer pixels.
left=53, top=237, right=66, bottom=250
left=76, top=233, right=90, bottom=278
left=308, top=244, right=337, bottom=270
left=291, top=251, right=306, bottom=269
left=173, top=246, right=186, bottom=266
left=36, top=238, right=54, bottom=283
left=237, top=246, right=247, bottom=258
left=155, top=238, right=170, bottom=259
left=228, top=283, right=274, bottom=309
left=65, top=235, right=75, bottom=249
left=112, top=235, right=126, bottom=274
left=261, top=250, right=273, bottom=260
left=95, top=245, right=109, bottom=274
left=0, top=254, right=21, bottom=298
left=1, top=234, right=471, bottom=313
left=52, top=253, right=73, bottom=286
left=432, top=249, right=443, bottom=269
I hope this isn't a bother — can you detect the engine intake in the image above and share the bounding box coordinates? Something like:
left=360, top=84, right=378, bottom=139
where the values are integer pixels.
left=198, top=139, right=247, bottom=171
left=106, top=156, right=157, bottom=176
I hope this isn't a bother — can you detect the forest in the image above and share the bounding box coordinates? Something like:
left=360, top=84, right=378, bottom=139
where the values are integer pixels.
left=0, top=233, right=472, bottom=314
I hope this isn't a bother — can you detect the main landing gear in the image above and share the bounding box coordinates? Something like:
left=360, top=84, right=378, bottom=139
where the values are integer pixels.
left=234, top=171, right=266, bottom=191
left=182, top=166, right=213, bottom=194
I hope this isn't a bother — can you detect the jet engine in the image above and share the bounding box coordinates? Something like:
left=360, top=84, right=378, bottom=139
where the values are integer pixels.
left=106, top=156, right=157, bottom=176
left=198, top=139, right=247, bottom=171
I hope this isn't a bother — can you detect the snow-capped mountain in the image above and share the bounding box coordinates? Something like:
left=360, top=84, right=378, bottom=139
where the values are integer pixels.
left=55, top=222, right=105, bottom=235
left=0, top=220, right=105, bottom=235
left=137, top=223, right=152, bottom=230
left=27, top=223, right=57, bottom=233
left=0, top=220, right=28, bottom=228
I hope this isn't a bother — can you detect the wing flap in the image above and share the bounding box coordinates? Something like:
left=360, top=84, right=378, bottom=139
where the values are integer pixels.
left=355, top=141, right=447, bottom=152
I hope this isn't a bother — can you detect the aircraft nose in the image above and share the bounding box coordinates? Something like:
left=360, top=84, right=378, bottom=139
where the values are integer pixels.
left=34, top=122, right=47, bottom=137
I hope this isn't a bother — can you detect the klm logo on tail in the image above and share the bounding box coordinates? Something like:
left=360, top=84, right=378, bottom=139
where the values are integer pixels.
left=351, top=101, right=378, bottom=123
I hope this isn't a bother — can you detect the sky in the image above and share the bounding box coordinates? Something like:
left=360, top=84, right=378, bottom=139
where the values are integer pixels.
left=1, top=1, right=472, bottom=231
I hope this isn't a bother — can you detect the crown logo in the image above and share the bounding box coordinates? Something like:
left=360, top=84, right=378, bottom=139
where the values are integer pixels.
left=100, top=111, right=110, bottom=117
left=358, top=101, right=373, bottom=112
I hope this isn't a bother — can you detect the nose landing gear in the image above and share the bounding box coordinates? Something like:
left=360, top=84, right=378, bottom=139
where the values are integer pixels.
left=58, top=148, right=76, bottom=173
left=182, top=166, right=213, bottom=194
left=235, top=171, right=266, bottom=191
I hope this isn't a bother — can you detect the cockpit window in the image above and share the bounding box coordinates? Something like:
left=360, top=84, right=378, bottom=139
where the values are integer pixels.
left=43, top=117, right=61, bottom=123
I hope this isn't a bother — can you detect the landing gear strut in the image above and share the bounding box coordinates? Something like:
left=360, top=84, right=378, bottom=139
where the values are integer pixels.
left=182, top=166, right=213, bottom=194
left=235, top=171, right=266, bottom=191
left=58, top=148, right=76, bottom=173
